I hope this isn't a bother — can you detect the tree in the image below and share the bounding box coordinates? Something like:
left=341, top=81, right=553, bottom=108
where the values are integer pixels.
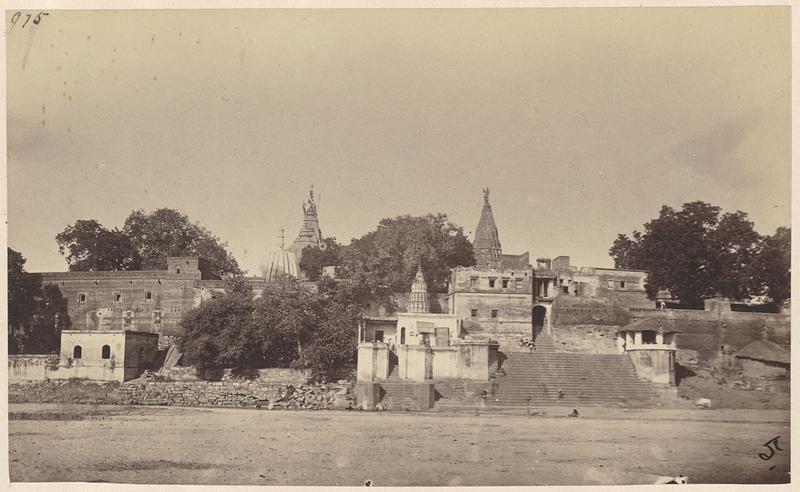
left=55, top=220, right=141, bottom=271
left=338, top=213, right=475, bottom=295
left=178, top=276, right=361, bottom=381
left=177, top=289, right=261, bottom=372
left=56, top=209, right=241, bottom=277
left=123, top=208, right=241, bottom=276
left=8, top=248, right=71, bottom=354
left=609, top=202, right=766, bottom=305
left=752, top=227, right=791, bottom=305
left=298, top=237, right=342, bottom=281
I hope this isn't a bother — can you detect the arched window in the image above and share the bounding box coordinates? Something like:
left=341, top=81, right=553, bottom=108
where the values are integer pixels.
left=101, top=345, right=111, bottom=359
left=400, top=327, right=406, bottom=345
left=73, top=345, right=82, bottom=359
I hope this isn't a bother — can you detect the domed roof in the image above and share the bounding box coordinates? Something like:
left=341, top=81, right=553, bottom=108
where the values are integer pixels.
left=265, top=229, right=299, bottom=281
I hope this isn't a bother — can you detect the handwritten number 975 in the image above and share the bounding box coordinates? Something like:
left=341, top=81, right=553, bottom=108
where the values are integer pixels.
left=10, top=11, right=48, bottom=30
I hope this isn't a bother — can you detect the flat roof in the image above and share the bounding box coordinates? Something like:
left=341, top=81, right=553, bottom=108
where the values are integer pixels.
left=62, top=330, right=160, bottom=337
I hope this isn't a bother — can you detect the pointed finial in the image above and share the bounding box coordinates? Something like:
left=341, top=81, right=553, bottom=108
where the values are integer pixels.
left=279, top=228, right=285, bottom=250
left=483, top=187, right=490, bottom=205
left=309, top=184, right=314, bottom=202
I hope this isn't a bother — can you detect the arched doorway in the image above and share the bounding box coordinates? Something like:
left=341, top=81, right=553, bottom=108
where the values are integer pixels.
left=533, top=305, right=547, bottom=339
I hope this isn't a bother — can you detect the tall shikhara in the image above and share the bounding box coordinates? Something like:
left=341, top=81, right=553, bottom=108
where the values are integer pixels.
left=289, top=185, right=326, bottom=263
left=474, top=188, right=502, bottom=269
left=408, top=264, right=430, bottom=313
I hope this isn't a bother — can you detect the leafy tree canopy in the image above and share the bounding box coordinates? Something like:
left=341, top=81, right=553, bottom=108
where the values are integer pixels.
left=298, top=237, right=342, bottom=281
left=609, top=201, right=789, bottom=306
left=8, top=248, right=71, bottom=354
left=752, top=227, right=791, bottom=305
left=56, top=209, right=241, bottom=277
left=337, top=213, right=475, bottom=295
left=178, top=276, right=360, bottom=381
left=55, top=220, right=141, bottom=271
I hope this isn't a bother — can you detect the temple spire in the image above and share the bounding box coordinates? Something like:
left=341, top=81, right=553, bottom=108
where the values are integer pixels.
left=474, top=188, right=502, bottom=269
left=289, top=185, right=326, bottom=264
left=408, top=262, right=430, bottom=313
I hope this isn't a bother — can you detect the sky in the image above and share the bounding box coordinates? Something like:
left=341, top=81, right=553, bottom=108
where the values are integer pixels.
left=6, top=7, right=791, bottom=275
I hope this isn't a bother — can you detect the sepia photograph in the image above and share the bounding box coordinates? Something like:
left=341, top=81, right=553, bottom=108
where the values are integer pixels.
left=4, top=4, right=792, bottom=488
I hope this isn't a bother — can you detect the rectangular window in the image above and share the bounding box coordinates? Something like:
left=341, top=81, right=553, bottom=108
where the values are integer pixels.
left=469, top=277, right=478, bottom=288
left=642, top=331, right=657, bottom=344
left=608, top=280, right=615, bottom=289
left=78, top=293, right=87, bottom=304
left=562, top=286, right=569, bottom=294
left=145, top=291, right=153, bottom=301
left=470, top=309, right=478, bottom=318
left=491, top=309, right=498, bottom=319
left=502, top=279, right=509, bottom=289
left=374, top=330, right=384, bottom=343
left=620, top=281, right=626, bottom=289
left=113, top=292, right=122, bottom=303
left=489, top=279, right=496, bottom=288
left=515, top=278, right=523, bottom=290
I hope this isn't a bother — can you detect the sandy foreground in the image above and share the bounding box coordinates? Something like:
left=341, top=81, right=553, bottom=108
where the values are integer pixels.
left=7, top=403, right=790, bottom=486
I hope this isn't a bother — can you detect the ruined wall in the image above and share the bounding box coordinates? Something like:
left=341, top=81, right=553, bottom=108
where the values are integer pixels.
left=159, top=366, right=312, bottom=384
left=629, top=309, right=790, bottom=368
left=8, top=378, right=354, bottom=410
left=116, top=380, right=354, bottom=409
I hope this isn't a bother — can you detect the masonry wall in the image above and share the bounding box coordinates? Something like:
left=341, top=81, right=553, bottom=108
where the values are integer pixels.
left=42, top=270, right=198, bottom=336
left=8, top=355, right=60, bottom=382
left=550, top=324, right=620, bottom=354
left=8, top=378, right=354, bottom=410
left=551, top=296, right=632, bottom=326
left=629, top=309, right=790, bottom=368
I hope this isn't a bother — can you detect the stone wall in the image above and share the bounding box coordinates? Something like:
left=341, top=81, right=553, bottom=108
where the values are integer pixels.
left=552, top=296, right=632, bottom=326
left=158, top=366, right=312, bottom=384
left=551, top=325, right=620, bottom=354
left=117, top=379, right=353, bottom=409
left=9, top=378, right=354, bottom=410
left=8, top=355, right=60, bottom=382
left=629, top=309, right=790, bottom=368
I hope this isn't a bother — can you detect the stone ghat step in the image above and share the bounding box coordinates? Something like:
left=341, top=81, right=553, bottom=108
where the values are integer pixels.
left=494, top=385, right=657, bottom=394
left=499, top=371, right=646, bottom=377
left=500, top=367, right=640, bottom=373
left=499, top=370, right=642, bottom=377
left=491, top=393, right=659, bottom=402
left=490, top=395, right=659, bottom=403
left=496, top=383, right=656, bottom=390
left=488, top=400, right=659, bottom=407
left=505, top=354, right=630, bottom=360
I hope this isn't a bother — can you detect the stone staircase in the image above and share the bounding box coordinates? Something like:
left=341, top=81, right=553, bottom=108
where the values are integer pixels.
left=490, top=335, right=664, bottom=408
left=378, top=381, right=417, bottom=410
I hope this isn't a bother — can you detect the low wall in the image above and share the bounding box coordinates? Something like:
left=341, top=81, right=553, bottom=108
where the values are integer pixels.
left=8, top=355, right=60, bottom=382
left=9, top=379, right=354, bottom=410
left=117, top=380, right=353, bottom=409
left=158, top=366, right=311, bottom=384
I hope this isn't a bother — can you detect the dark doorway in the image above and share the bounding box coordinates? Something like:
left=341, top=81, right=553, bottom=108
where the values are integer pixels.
left=533, top=306, right=547, bottom=339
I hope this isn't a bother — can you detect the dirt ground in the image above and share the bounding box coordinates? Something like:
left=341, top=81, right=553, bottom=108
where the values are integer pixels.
left=8, top=403, right=790, bottom=486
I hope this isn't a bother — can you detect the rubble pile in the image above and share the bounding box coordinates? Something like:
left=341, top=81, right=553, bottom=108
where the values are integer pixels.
left=116, top=380, right=355, bottom=410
